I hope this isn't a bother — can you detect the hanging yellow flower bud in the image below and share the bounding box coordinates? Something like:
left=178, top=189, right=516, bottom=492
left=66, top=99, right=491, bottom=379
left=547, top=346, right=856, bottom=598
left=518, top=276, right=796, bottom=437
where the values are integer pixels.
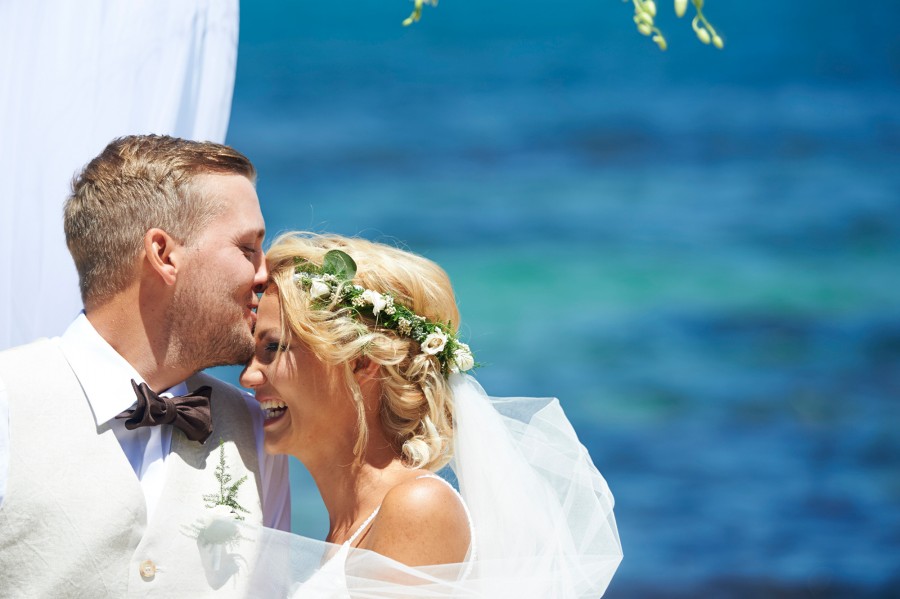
left=691, top=16, right=710, bottom=44
left=630, top=0, right=724, bottom=51
left=635, top=11, right=654, bottom=26
left=402, top=0, right=435, bottom=27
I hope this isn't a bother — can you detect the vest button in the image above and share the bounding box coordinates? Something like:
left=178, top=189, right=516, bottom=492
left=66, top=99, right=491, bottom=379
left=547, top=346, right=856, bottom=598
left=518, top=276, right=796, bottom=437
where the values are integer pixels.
left=139, top=559, right=156, bottom=579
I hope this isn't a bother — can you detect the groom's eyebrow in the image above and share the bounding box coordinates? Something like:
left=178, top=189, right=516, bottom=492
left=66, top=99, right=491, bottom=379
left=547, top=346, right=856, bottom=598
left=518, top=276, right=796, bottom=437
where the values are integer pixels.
left=235, top=227, right=266, bottom=246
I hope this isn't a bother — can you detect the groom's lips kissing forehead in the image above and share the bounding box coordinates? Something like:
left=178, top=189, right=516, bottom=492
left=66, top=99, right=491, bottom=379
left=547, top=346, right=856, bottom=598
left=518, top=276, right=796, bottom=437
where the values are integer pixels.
left=247, top=299, right=258, bottom=329
left=246, top=289, right=261, bottom=329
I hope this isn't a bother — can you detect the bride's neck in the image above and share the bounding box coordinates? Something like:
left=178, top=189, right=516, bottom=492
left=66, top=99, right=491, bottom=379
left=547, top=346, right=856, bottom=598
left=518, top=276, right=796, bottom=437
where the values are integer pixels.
left=309, top=453, right=409, bottom=545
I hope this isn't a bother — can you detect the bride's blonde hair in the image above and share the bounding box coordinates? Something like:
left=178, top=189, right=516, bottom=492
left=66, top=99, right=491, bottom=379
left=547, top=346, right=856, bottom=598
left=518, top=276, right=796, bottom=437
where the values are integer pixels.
left=265, top=232, right=460, bottom=471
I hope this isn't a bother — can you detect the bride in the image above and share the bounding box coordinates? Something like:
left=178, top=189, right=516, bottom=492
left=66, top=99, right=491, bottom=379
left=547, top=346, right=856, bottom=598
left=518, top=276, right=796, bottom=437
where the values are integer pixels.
left=234, top=232, right=621, bottom=597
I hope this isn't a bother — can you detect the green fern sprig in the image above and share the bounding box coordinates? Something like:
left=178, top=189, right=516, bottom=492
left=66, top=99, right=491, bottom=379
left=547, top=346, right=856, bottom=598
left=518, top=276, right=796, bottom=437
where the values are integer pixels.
left=202, top=440, right=249, bottom=520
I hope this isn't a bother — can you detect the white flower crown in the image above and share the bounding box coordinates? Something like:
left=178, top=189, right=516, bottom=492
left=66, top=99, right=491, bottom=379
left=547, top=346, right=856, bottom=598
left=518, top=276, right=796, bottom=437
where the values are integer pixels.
left=292, top=250, right=475, bottom=376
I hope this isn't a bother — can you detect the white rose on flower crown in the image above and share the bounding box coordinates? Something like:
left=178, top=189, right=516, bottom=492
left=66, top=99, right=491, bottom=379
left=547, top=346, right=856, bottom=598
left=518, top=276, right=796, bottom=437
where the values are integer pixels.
left=361, top=289, right=388, bottom=315
left=452, top=344, right=475, bottom=372
left=309, top=279, right=332, bottom=299
left=421, top=331, right=448, bottom=355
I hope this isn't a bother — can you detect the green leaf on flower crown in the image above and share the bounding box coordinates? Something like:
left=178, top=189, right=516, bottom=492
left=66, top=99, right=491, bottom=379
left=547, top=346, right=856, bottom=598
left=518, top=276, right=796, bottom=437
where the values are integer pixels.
left=323, top=249, right=357, bottom=281
left=293, top=256, right=314, bottom=273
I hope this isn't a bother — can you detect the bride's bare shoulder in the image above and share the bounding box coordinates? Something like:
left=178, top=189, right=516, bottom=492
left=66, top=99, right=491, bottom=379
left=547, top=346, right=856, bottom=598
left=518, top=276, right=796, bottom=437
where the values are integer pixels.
left=362, top=475, right=471, bottom=566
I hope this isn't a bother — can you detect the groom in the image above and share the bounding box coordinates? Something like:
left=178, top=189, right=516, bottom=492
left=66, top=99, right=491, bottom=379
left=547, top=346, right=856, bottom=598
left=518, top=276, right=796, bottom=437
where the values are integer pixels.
left=0, top=135, right=290, bottom=596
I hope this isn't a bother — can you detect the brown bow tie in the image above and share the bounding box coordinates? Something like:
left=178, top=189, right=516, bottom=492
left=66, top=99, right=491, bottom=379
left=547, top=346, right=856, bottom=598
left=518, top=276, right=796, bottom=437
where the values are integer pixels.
left=116, top=380, right=213, bottom=444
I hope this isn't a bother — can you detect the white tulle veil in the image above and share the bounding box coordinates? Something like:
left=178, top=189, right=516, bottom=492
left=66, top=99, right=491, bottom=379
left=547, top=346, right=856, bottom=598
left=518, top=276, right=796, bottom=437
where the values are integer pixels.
left=201, top=374, right=621, bottom=597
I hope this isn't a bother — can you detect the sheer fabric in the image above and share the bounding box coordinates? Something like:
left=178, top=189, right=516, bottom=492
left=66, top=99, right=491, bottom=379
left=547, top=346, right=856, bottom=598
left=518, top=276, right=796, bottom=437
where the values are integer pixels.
left=209, top=374, right=622, bottom=597
left=0, top=0, right=239, bottom=349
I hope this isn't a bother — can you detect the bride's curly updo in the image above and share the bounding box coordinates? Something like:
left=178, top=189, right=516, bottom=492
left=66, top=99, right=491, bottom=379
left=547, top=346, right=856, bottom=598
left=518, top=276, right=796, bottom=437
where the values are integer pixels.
left=265, top=232, right=460, bottom=471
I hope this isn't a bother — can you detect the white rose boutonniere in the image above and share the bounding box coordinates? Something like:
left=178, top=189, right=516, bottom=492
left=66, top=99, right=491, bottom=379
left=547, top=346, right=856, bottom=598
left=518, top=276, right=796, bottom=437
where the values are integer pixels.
left=200, top=505, right=241, bottom=545
left=197, top=441, right=250, bottom=571
left=421, top=331, right=448, bottom=355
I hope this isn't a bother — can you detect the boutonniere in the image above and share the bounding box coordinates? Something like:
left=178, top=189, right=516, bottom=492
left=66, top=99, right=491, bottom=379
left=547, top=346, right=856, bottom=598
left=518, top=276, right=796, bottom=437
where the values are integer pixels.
left=194, top=441, right=250, bottom=572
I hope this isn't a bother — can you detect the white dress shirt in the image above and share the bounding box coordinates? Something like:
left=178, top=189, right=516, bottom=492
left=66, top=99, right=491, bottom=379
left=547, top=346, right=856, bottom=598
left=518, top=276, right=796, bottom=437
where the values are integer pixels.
left=0, top=314, right=291, bottom=530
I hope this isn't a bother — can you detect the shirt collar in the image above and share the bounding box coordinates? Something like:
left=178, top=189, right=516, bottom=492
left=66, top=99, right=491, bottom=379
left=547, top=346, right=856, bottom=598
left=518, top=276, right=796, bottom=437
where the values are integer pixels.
left=59, top=313, right=188, bottom=426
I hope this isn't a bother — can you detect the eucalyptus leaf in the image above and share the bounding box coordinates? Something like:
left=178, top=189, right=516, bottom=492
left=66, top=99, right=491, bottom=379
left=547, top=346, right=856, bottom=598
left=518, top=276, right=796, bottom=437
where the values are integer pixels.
left=322, top=249, right=357, bottom=280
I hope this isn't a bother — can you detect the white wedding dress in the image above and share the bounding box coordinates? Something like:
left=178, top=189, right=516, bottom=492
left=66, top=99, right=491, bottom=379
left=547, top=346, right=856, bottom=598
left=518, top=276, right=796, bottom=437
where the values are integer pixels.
left=234, top=374, right=621, bottom=597
left=291, top=475, right=476, bottom=598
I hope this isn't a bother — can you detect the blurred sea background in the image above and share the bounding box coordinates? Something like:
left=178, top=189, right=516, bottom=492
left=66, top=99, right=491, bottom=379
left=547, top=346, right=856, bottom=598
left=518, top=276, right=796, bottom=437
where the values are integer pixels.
left=211, top=1, right=900, bottom=597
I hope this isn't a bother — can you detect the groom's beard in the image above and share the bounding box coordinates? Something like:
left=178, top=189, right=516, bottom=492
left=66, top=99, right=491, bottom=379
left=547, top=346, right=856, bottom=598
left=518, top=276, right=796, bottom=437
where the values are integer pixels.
left=166, top=275, right=255, bottom=372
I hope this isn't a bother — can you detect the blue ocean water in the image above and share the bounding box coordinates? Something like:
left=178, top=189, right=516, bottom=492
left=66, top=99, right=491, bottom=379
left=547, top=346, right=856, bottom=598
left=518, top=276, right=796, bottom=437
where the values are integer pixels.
left=217, top=2, right=900, bottom=596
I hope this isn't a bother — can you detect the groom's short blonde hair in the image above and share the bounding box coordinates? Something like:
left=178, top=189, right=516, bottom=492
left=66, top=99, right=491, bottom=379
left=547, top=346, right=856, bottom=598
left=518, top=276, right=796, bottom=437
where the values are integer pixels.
left=64, top=134, right=256, bottom=307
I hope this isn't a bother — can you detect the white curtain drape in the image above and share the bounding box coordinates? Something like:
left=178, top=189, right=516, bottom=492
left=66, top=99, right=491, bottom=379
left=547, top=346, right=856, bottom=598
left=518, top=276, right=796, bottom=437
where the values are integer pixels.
left=0, top=0, right=240, bottom=350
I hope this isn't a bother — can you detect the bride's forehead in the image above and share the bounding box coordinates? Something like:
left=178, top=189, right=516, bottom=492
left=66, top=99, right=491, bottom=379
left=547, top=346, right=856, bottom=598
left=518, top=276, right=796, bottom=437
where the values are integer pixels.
left=253, top=293, right=280, bottom=326
left=257, top=290, right=282, bottom=310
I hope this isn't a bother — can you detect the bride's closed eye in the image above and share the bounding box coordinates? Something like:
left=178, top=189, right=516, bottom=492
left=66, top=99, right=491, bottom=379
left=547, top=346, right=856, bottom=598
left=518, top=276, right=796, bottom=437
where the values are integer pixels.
left=265, top=341, right=287, bottom=353
left=252, top=338, right=288, bottom=365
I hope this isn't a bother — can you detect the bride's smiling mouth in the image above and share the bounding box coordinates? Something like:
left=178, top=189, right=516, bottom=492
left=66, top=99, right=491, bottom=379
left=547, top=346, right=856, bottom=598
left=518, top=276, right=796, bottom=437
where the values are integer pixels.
left=259, top=399, right=287, bottom=422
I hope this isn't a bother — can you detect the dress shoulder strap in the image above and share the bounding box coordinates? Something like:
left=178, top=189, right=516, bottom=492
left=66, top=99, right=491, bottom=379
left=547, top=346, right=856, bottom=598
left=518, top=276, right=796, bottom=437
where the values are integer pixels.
left=347, top=505, right=381, bottom=546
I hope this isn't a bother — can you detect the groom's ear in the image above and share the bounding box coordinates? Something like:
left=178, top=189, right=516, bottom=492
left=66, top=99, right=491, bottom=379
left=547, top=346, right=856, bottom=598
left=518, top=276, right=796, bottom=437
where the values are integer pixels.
left=143, top=228, right=181, bottom=286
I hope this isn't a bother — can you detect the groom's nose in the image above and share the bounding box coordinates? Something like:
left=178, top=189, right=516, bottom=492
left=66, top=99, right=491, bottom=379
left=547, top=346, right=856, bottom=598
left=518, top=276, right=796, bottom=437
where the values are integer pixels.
left=252, top=257, right=268, bottom=293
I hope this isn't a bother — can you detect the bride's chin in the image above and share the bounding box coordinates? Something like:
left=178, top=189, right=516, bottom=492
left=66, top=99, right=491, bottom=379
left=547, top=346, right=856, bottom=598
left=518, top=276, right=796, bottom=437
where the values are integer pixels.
left=263, top=430, right=289, bottom=456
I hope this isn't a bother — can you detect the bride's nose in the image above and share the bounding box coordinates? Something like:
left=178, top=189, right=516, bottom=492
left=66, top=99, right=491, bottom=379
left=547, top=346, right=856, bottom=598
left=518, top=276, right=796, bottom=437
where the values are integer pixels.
left=239, top=360, right=265, bottom=389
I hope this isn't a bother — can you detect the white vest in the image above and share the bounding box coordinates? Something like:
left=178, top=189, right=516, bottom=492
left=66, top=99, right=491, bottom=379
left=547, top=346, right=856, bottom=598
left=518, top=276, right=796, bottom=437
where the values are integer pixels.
left=0, top=340, right=264, bottom=598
